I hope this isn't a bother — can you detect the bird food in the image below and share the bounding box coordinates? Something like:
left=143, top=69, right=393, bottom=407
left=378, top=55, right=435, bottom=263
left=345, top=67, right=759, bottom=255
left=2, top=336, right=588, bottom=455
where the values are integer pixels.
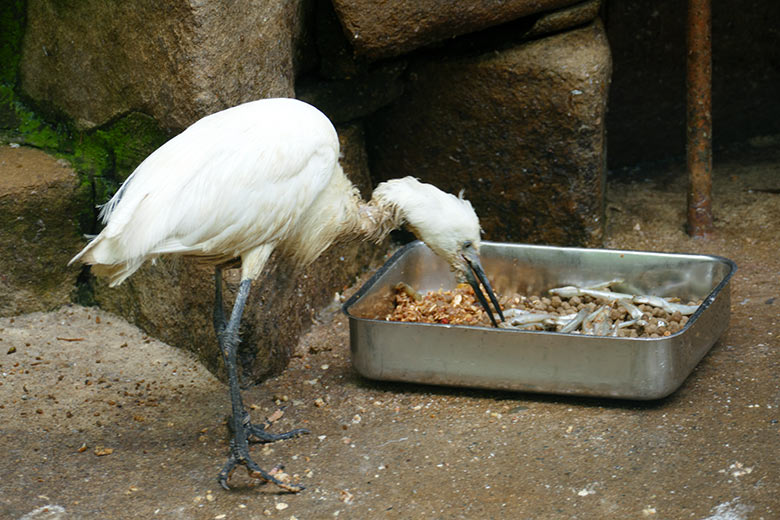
left=386, top=283, right=490, bottom=326
left=383, top=281, right=702, bottom=338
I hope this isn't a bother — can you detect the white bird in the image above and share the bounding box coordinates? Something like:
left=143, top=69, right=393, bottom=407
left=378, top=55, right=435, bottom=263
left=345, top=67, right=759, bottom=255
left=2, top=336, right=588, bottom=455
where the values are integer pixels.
left=69, top=97, right=503, bottom=492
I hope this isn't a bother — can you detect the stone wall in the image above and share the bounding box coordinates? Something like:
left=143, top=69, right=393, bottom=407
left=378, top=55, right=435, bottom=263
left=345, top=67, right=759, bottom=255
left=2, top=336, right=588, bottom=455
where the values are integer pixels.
left=366, top=21, right=610, bottom=246
left=19, top=0, right=309, bottom=130
left=307, top=0, right=610, bottom=246
left=4, top=0, right=612, bottom=381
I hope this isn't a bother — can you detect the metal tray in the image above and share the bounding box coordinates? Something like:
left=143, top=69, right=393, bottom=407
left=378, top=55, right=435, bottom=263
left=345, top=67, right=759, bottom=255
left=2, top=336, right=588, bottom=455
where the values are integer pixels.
left=343, top=241, right=736, bottom=400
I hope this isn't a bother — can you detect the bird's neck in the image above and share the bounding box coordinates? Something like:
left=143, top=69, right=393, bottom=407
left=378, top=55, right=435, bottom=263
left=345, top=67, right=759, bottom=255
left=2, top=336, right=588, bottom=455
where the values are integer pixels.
left=277, top=167, right=406, bottom=266
left=352, top=196, right=406, bottom=244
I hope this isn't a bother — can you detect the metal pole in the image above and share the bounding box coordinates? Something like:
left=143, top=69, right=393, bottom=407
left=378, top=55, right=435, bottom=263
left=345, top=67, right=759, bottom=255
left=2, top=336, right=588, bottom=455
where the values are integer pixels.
left=686, top=0, right=713, bottom=237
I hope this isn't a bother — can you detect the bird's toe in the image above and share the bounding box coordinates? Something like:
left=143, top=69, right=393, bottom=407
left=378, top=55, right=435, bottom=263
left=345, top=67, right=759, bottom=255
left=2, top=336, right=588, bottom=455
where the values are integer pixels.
left=247, top=423, right=310, bottom=443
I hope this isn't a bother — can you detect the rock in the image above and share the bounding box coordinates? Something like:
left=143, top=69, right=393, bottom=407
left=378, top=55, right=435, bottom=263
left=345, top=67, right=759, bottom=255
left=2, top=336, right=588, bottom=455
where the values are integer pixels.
left=521, top=0, right=602, bottom=40
left=297, top=61, right=407, bottom=124
left=93, top=124, right=386, bottom=382
left=367, top=21, right=611, bottom=247
left=19, top=0, right=310, bottom=131
left=330, top=0, right=582, bottom=59
left=0, top=145, right=84, bottom=316
left=314, top=0, right=371, bottom=80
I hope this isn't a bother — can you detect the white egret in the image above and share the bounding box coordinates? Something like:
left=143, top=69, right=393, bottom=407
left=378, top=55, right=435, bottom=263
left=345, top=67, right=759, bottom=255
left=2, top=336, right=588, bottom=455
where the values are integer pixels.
left=70, top=97, right=503, bottom=492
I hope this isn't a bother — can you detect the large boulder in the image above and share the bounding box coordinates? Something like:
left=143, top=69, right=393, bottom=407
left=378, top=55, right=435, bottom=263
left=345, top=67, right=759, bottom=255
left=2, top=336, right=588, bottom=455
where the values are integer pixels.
left=330, top=0, right=583, bottom=59
left=93, top=124, right=386, bottom=383
left=19, top=0, right=311, bottom=131
left=367, top=21, right=611, bottom=247
left=0, top=145, right=84, bottom=316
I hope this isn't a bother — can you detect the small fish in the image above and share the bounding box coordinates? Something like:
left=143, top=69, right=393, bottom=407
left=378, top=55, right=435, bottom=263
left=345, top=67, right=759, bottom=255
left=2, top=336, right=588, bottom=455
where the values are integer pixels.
left=502, top=308, right=531, bottom=319
left=548, top=313, right=578, bottom=326
left=505, top=312, right=557, bottom=326
left=632, top=295, right=699, bottom=315
left=547, top=286, right=580, bottom=298
left=592, top=307, right=611, bottom=336
left=497, top=308, right=560, bottom=328
left=549, top=286, right=634, bottom=302
left=618, top=300, right=644, bottom=320
left=583, top=279, right=624, bottom=290
left=583, top=288, right=635, bottom=302
left=582, top=305, right=610, bottom=335
left=616, top=318, right=638, bottom=329
left=559, top=308, right=589, bottom=333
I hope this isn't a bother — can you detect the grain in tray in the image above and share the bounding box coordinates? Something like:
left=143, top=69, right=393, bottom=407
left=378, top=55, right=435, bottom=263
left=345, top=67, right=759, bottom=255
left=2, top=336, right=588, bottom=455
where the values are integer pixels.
left=384, top=282, right=702, bottom=338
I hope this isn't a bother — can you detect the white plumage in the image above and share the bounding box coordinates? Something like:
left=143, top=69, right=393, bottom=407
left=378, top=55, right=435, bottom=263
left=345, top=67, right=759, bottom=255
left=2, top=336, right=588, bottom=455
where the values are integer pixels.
left=73, top=99, right=347, bottom=283
left=69, top=97, right=502, bottom=491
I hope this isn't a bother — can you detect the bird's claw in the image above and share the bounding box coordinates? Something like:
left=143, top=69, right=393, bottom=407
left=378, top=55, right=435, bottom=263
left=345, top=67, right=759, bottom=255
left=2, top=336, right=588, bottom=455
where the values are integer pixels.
left=218, top=453, right=305, bottom=493
left=218, top=416, right=308, bottom=492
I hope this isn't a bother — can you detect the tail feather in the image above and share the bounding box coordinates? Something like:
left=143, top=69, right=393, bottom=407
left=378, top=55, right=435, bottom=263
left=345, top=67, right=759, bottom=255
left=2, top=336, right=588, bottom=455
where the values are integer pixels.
left=69, top=235, right=145, bottom=287
left=90, top=260, right=144, bottom=287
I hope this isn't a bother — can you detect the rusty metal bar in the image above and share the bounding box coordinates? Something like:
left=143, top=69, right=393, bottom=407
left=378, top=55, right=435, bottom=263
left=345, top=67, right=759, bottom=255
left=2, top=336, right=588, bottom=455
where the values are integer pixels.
left=686, top=0, right=713, bottom=237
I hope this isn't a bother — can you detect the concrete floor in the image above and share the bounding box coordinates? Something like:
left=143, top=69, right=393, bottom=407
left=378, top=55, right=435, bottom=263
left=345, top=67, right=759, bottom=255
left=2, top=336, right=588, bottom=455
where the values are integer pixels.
left=0, top=142, right=778, bottom=519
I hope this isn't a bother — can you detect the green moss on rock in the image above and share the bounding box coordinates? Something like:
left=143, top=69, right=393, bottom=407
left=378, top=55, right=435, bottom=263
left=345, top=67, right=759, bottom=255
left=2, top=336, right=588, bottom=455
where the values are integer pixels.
left=1, top=88, right=171, bottom=233
left=94, top=112, right=170, bottom=182
left=77, top=113, right=171, bottom=230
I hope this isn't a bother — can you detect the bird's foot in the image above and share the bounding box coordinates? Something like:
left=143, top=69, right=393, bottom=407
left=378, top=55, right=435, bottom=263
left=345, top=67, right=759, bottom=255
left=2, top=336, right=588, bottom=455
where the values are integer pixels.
left=218, top=446, right=304, bottom=493
left=218, top=411, right=309, bottom=492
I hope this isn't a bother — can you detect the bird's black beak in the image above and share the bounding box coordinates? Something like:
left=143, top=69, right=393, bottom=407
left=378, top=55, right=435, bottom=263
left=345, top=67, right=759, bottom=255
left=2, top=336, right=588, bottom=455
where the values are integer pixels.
left=462, top=248, right=504, bottom=327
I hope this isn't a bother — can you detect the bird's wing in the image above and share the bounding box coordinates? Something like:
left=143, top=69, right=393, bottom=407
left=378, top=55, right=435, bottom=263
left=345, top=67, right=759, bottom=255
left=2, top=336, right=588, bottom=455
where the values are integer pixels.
left=95, top=99, right=340, bottom=263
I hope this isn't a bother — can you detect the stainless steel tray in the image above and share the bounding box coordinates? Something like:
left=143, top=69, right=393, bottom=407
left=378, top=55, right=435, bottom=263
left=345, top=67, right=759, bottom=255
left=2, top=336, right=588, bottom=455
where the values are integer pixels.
left=343, top=241, right=736, bottom=400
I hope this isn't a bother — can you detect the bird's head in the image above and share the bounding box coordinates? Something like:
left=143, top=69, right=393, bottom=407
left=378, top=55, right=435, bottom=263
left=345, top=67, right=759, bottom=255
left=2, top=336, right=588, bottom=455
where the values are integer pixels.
left=374, top=177, right=505, bottom=326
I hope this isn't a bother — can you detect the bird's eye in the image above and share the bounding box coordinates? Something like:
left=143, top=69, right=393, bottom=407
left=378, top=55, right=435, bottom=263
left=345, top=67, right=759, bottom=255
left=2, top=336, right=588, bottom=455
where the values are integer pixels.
left=463, top=240, right=473, bottom=249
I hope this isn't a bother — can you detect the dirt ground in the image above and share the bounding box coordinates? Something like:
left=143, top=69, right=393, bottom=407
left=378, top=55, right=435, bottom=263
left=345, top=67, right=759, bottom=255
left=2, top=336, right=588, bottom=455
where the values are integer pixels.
left=1, top=140, right=778, bottom=519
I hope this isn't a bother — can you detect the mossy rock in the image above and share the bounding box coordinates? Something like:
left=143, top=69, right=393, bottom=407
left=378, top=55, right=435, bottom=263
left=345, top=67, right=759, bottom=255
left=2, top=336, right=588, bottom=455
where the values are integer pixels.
left=0, top=90, right=171, bottom=234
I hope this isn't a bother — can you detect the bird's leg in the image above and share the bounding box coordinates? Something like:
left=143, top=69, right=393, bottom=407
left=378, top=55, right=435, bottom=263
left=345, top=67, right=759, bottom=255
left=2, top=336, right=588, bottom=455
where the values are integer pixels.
left=215, top=269, right=308, bottom=442
left=215, top=278, right=307, bottom=492
left=213, top=266, right=227, bottom=337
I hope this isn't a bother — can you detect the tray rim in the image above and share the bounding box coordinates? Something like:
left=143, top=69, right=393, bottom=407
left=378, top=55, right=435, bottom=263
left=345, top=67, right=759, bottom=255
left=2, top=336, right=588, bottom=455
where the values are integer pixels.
left=342, top=240, right=737, bottom=341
